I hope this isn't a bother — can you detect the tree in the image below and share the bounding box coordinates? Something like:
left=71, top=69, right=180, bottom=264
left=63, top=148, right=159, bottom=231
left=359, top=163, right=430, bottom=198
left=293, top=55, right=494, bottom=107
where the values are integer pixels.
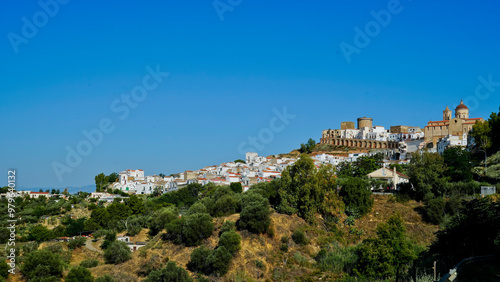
left=104, top=241, right=131, bottom=264
left=68, top=236, right=87, bottom=250
left=187, top=245, right=212, bottom=273
left=108, top=172, right=119, bottom=183
left=218, top=230, right=241, bottom=255
left=277, top=154, right=336, bottom=222
left=229, top=182, right=243, bottom=194
left=29, top=224, right=55, bottom=242
left=339, top=178, right=373, bottom=216
left=182, top=213, right=215, bottom=247
left=237, top=192, right=271, bottom=234
left=354, top=214, right=417, bottom=280
left=100, top=232, right=116, bottom=250
left=207, top=246, right=233, bottom=277
left=148, top=206, right=178, bottom=236
left=21, top=249, right=64, bottom=281
left=234, top=159, right=245, bottom=163
left=443, top=147, right=473, bottom=182
left=145, top=261, right=193, bottom=282
left=407, top=151, right=448, bottom=200
left=95, top=173, right=108, bottom=192
left=127, top=195, right=145, bottom=215
left=65, top=266, right=94, bottom=282
left=299, top=138, right=317, bottom=154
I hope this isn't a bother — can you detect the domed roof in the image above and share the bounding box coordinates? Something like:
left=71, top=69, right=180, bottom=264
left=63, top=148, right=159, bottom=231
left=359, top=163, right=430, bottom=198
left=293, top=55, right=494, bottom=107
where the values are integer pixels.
left=455, top=100, right=468, bottom=110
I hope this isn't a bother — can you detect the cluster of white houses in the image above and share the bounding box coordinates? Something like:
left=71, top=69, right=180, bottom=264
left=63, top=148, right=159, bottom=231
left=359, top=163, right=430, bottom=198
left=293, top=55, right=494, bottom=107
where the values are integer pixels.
left=103, top=150, right=411, bottom=196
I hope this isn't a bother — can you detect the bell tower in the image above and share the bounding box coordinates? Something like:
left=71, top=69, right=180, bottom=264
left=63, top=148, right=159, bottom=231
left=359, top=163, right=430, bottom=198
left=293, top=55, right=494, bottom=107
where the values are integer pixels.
left=443, top=106, right=452, bottom=120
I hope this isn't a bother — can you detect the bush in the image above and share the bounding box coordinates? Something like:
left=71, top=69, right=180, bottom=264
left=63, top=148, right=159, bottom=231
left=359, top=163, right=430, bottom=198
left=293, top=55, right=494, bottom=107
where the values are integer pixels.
left=165, top=213, right=214, bottom=247
left=138, top=254, right=164, bottom=277
left=22, top=241, right=39, bottom=254
left=280, top=243, right=289, bottom=252
left=187, top=245, right=211, bottom=273
left=104, top=241, right=131, bottom=264
left=28, top=224, right=55, bottom=242
left=220, top=220, right=236, bottom=235
left=65, top=266, right=94, bottom=282
left=423, top=197, right=446, bottom=224
left=207, top=246, right=232, bottom=277
left=21, top=249, right=64, bottom=281
left=68, top=236, right=87, bottom=250
left=0, top=260, right=8, bottom=279
left=237, top=192, right=271, bottom=234
left=315, top=245, right=358, bottom=274
left=80, top=258, right=99, bottom=268
left=292, top=230, right=308, bottom=246
left=145, top=261, right=193, bottom=282
left=186, top=202, right=208, bottom=216
left=95, top=275, right=114, bottom=282
left=148, top=206, right=178, bottom=236
left=218, top=230, right=241, bottom=255
left=339, top=178, right=373, bottom=216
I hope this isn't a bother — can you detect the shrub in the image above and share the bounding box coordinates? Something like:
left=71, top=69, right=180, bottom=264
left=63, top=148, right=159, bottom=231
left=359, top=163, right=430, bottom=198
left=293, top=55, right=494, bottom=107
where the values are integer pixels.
left=44, top=243, right=63, bottom=254
left=237, top=193, right=271, bottom=234
left=22, top=241, right=39, bottom=254
left=218, top=230, right=241, bottom=255
left=95, top=275, right=114, bottom=282
left=0, top=260, right=8, bottom=279
left=138, top=254, right=164, bottom=277
left=316, top=245, right=358, bottom=274
left=292, top=230, right=308, bottom=246
left=80, top=258, right=99, bottom=268
left=165, top=213, right=214, bottom=247
left=220, top=220, right=236, bottom=235
left=100, top=232, right=116, bottom=250
left=145, top=261, right=193, bottom=282
left=68, top=236, right=87, bottom=250
left=187, top=245, right=211, bottom=273
left=65, top=266, right=94, bottom=282
left=21, top=249, right=64, bottom=281
left=280, top=243, right=289, bottom=252
left=255, top=260, right=265, bottom=270
left=104, top=241, right=131, bottom=264
left=339, top=178, right=373, bottom=216
left=423, top=197, right=446, bottom=224
left=207, top=246, right=233, bottom=277
left=28, top=224, right=55, bottom=242
left=148, top=206, right=178, bottom=236
left=186, top=202, right=208, bottom=216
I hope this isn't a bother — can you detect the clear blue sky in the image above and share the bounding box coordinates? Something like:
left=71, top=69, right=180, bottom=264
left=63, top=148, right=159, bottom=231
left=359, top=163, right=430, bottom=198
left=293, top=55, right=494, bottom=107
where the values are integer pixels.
left=1, top=0, right=500, bottom=188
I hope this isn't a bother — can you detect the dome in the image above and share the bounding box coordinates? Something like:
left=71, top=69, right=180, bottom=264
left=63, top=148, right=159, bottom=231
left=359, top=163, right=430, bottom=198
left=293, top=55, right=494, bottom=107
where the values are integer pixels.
left=455, top=100, right=468, bottom=110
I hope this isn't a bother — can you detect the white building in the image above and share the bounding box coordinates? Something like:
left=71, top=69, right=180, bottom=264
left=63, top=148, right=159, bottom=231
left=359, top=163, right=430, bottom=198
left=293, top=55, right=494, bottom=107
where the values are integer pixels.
left=437, top=134, right=468, bottom=155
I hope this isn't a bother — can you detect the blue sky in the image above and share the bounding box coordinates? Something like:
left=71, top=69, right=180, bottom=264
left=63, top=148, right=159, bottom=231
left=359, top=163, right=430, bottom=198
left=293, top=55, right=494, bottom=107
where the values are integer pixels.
left=1, top=0, right=500, bottom=188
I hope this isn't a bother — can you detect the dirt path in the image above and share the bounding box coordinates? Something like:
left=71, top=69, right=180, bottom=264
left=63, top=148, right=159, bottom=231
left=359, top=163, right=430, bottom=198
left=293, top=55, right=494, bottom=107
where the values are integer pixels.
left=85, top=239, right=103, bottom=254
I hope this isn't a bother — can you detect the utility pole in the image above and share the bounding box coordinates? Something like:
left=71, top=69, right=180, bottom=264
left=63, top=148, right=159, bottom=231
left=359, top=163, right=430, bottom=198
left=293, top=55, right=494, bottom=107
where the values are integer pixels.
left=433, top=260, right=437, bottom=281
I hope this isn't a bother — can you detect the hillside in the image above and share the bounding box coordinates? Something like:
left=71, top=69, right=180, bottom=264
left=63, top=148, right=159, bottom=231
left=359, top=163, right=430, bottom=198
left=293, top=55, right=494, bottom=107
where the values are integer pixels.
left=22, top=195, right=436, bottom=282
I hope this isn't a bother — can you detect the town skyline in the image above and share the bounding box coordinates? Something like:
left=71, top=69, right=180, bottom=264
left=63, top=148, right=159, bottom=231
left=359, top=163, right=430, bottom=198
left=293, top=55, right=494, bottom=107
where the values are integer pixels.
left=2, top=1, right=500, bottom=188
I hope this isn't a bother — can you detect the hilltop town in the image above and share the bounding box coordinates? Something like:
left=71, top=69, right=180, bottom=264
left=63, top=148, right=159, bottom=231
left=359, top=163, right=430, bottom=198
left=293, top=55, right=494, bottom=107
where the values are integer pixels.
left=85, top=100, right=482, bottom=198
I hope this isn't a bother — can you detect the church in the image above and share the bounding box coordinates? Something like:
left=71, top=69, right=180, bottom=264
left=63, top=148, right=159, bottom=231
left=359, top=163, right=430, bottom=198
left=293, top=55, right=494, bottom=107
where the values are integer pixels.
left=423, top=100, right=483, bottom=146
